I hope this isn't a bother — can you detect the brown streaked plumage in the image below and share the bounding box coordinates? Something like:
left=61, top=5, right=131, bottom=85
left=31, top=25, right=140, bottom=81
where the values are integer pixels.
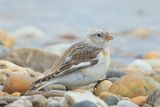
left=29, top=29, right=113, bottom=91
left=33, top=42, right=102, bottom=84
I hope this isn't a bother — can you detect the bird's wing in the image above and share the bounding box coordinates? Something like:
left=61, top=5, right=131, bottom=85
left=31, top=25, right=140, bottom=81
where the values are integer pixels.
left=34, top=42, right=102, bottom=84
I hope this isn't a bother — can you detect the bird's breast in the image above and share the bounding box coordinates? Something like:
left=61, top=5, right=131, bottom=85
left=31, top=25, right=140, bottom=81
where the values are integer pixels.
left=82, top=49, right=110, bottom=78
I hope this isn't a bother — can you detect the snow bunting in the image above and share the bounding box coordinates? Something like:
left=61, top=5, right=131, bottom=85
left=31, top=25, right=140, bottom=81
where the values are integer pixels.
left=30, top=29, right=113, bottom=91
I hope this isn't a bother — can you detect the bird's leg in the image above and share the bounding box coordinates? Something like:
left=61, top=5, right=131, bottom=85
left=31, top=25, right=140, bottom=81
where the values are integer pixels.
left=65, top=86, right=69, bottom=91
left=94, top=79, right=106, bottom=89
left=93, top=79, right=106, bottom=94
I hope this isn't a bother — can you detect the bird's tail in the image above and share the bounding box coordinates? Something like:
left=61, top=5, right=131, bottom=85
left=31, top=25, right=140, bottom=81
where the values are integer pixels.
left=36, top=80, right=56, bottom=91
left=28, top=76, right=57, bottom=91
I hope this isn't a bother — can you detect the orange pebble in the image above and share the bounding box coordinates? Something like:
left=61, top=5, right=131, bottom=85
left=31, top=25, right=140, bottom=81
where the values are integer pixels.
left=3, top=74, right=33, bottom=94
left=144, top=51, right=160, bottom=59
left=131, top=96, right=147, bottom=106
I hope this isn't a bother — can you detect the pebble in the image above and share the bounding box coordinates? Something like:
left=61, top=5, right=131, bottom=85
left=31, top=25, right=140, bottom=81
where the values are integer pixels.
left=144, top=51, right=160, bottom=59
left=128, top=59, right=152, bottom=73
left=121, top=67, right=139, bottom=74
left=131, top=96, right=147, bottom=106
left=143, top=59, right=160, bottom=68
left=0, top=60, right=19, bottom=69
left=99, top=91, right=118, bottom=99
left=142, top=104, right=152, bottom=107
left=117, top=100, right=139, bottom=107
left=0, top=29, right=15, bottom=48
left=5, top=99, right=32, bottom=107
left=120, top=28, right=152, bottom=37
left=109, top=74, right=160, bottom=98
left=0, top=91, right=9, bottom=96
left=49, top=84, right=66, bottom=91
left=152, top=75, right=160, bottom=83
left=103, top=96, right=119, bottom=105
left=99, top=91, right=119, bottom=105
left=59, top=33, right=78, bottom=41
left=3, top=74, right=33, bottom=94
left=106, top=70, right=126, bottom=78
left=95, top=80, right=112, bottom=96
left=0, top=60, right=42, bottom=84
left=72, top=83, right=95, bottom=92
left=13, top=26, right=49, bottom=47
left=11, top=92, right=21, bottom=96
left=61, top=91, right=108, bottom=107
left=0, top=85, right=4, bottom=91
left=0, top=60, right=37, bottom=76
left=29, top=94, right=47, bottom=107
left=0, top=100, right=8, bottom=106
left=47, top=98, right=61, bottom=107
left=1, top=48, right=59, bottom=73
left=146, top=90, right=160, bottom=107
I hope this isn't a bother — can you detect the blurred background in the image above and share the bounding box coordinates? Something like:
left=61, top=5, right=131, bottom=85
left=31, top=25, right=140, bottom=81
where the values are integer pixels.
left=1, top=1, right=160, bottom=105
left=0, top=0, right=160, bottom=33
left=0, top=0, right=160, bottom=66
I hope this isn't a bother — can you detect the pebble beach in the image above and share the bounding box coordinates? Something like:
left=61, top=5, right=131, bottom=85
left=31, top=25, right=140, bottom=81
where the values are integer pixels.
left=0, top=0, right=160, bottom=107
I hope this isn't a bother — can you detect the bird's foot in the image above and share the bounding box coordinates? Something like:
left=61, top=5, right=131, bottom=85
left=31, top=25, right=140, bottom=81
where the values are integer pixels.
left=93, top=79, right=106, bottom=94
left=65, top=86, right=69, bottom=91
left=94, top=79, right=106, bottom=89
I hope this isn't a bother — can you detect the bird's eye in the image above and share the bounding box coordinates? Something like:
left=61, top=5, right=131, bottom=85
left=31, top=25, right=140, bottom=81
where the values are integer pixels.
left=97, top=33, right=101, bottom=37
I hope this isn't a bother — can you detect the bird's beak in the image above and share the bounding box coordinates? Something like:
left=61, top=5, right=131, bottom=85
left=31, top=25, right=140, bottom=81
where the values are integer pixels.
left=105, top=35, right=113, bottom=41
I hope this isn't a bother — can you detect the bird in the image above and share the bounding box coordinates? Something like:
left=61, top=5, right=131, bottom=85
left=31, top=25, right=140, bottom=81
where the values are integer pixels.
left=30, top=29, right=113, bottom=91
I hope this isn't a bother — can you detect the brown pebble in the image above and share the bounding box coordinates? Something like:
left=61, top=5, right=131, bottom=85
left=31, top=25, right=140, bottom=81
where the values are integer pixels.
left=95, top=80, right=112, bottom=96
left=3, top=74, right=33, bottom=94
left=131, top=96, right=147, bottom=106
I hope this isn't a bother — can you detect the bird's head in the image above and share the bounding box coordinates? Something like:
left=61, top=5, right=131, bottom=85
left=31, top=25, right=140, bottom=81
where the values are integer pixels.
left=88, top=29, right=113, bottom=48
